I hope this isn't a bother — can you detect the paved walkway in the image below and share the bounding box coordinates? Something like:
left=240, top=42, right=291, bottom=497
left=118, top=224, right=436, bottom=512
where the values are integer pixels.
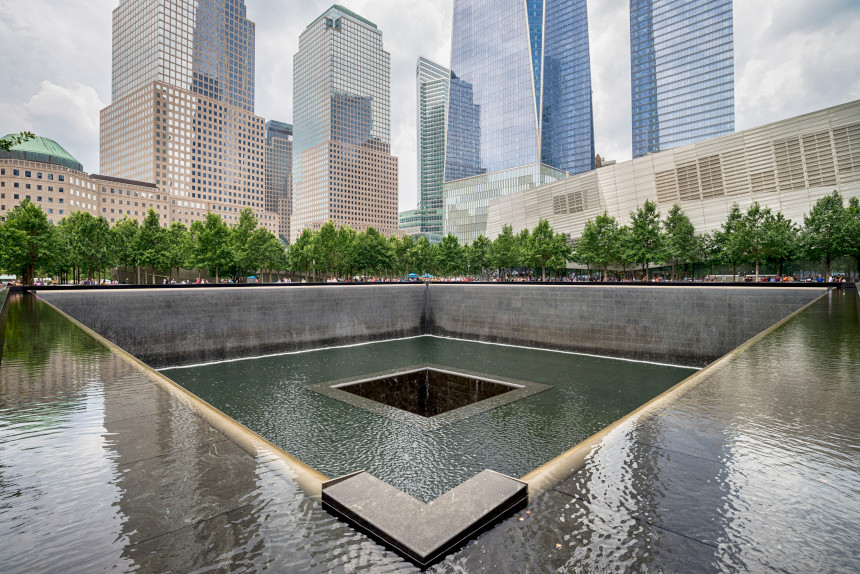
left=0, top=290, right=857, bottom=572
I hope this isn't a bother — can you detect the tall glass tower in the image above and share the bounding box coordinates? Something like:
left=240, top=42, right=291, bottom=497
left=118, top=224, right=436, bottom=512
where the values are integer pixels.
left=292, top=5, right=398, bottom=241
left=100, top=0, right=277, bottom=231
left=443, top=0, right=594, bottom=242
left=413, top=57, right=450, bottom=238
left=264, top=121, right=293, bottom=241
left=631, top=0, right=735, bottom=158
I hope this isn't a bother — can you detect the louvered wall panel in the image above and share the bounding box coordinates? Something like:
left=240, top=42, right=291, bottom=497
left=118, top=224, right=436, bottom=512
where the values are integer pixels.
left=655, top=170, right=679, bottom=204
left=774, top=137, right=806, bottom=191
left=747, top=142, right=777, bottom=194
left=698, top=155, right=724, bottom=199
left=676, top=163, right=701, bottom=201
left=833, top=123, right=860, bottom=183
left=721, top=148, right=749, bottom=197
left=802, top=131, right=837, bottom=188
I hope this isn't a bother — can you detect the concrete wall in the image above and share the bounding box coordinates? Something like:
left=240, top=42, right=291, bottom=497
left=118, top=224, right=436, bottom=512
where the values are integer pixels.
left=39, top=285, right=427, bottom=368
left=38, top=284, right=826, bottom=368
left=425, top=285, right=826, bottom=366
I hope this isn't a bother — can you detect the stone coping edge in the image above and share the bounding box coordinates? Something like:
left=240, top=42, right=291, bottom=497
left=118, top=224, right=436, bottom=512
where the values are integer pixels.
left=519, top=287, right=833, bottom=497
left=321, top=469, right=528, bottom=569
left=36, top=294, right=330, bottom=497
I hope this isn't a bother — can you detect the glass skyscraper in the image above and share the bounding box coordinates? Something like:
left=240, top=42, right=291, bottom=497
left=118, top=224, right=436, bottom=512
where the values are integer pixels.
left=443, top=0, right=594, bottom=242
left=400, top=57, right=449, bottom=241
left=292, top=5, right=398, bottom=241
left=264, top=120, right=293, bottom=241
left=101, top=0, right=278, bottom=231
left=631, top=0, right=735, bottom=158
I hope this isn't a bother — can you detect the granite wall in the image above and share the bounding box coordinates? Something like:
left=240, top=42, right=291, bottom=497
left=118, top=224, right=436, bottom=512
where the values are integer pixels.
left=38, top=285, right=427, bottom=368
left=425, top=284, right=826, bottom=366
left=38, top=284, right=826, bottom=368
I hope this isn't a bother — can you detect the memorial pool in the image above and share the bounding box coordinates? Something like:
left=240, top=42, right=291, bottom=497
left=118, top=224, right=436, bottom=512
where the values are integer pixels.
left=163, top=337, right=694, bottom=501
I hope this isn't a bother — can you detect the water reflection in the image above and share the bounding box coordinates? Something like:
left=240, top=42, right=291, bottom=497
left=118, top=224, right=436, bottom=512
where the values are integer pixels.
left=1, top=291, right=858, bottom=572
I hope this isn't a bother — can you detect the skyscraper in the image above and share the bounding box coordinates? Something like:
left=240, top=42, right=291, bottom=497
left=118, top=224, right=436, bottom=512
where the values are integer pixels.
left=100, top=0, right=277, bottom=231
left=443, top=0, right=594, bottom=242
left=399, top=57, right=449, bottom=241
left=264, top=121, right=293, bottom=241
left=291, top=5, right=399, bottom=241
left=631, top=0, right=735, bottom=158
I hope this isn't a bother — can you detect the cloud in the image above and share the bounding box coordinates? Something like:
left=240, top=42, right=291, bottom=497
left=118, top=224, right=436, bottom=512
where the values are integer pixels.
left=1, top=0, right=858, bottom=213
left=18, top=82, right=104, bottom=170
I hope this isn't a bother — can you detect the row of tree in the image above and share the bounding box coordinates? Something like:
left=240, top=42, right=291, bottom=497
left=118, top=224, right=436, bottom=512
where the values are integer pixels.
left=576, top=191, right=860, bottom=280
left=0, top=201, right=286, bottom=284
left=1, top=191, right=859, bottom=284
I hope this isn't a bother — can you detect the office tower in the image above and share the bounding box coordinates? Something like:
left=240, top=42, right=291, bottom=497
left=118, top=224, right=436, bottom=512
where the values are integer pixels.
left=631, top=0, right=735, bottom=158
left=100, top=0, right=277, bottom=231
left=443, top=0, right=594, bottom=242
left=399, top=57, right=449, bottom=242
left=264, top=120, right=293, bottom=241
left=291, top=6, right=399, bottom=241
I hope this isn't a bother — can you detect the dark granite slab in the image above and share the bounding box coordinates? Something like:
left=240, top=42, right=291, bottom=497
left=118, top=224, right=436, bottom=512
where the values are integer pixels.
left=322, top=469, right=528, bottom=568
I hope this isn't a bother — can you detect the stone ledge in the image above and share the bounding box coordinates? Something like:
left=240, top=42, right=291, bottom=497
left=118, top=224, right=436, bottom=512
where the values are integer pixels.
left=321, top=469, right=528, bottom=568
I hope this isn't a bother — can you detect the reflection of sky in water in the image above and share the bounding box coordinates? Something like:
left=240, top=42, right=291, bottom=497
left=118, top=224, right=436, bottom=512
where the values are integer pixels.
left=1, top=291, right=858, bottom=572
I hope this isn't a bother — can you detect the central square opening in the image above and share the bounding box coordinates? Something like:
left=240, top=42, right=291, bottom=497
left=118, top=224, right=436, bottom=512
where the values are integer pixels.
left=333, top=367, right=518, bottom=418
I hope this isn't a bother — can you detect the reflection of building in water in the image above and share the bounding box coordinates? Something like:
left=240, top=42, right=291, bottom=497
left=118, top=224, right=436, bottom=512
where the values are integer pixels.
left=292, top=6, right=399, bottom=241
left=443, top=0, right=595, bottom=242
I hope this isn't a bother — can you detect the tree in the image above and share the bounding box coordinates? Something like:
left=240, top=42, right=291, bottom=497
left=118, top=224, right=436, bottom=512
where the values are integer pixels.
left=0, top=199, right=54, bottom=284
left=64, top=211, right=111, bottom=281
left=193, top=213, right=231, bottom=283
left=113, top=217, right=142, bottom=283
left=802, top=190, right=847, bottom=279
left=394, top=234, right=415, bottom=277
left=411, top=236, right=435, bottom=276
left=488, top=224, right=518, bottom=280
left=515, top=228, right=532, bottom=271
left=333, top=225, right=357, bottom=279
left=230, top=208, right=259, bottom=280
left=163, top=222, right=190, bottom=280
left=714, top=203, right=744, bottom=280
left=314, top=221, right=338, bottom=279
left=530, top=218, right=570, bottom=281
left=575, top=212, right=620, bottom=280
left=763, top=212, right=798, bottom=276
left=662, top=204, right=697, bottom=280
left=467, top=235, right=491, bottom=279
left=288, top=228, right=315, bottom=281
left=845, top=196, right=860, bottom=278
left=0, top=131, right=35, bottom=152
left=136, top=209, right=167, bottom=284
left=436, top=233, right=463, bottom=276
left=354, top=227, right=393, bottom=276
left=628, top=199, right=663, bottom=280
left=737, top=202, right=772, bottom=279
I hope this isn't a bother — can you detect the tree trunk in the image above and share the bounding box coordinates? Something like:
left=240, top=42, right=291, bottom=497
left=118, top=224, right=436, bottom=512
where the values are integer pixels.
left=541, top=264, right=546, bottom=282
left=732, top=262, right=737, bottom=282
left=136, top=265, right=141, bottom=284
left=215, top=266, right=219, bottom=284
left=824, top=257, right=831, bottom=280
left=755, top=258, right=760, bottom=279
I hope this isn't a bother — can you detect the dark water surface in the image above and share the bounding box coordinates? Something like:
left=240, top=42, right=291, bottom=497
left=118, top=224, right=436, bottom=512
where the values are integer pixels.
left=164, top=336, right=694, bottom=501
left=1, top=290, right=858, bottom=573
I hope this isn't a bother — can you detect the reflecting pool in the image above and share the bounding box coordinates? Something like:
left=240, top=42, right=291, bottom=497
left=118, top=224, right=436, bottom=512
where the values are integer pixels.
left=164, top=337, right=694, bottom=501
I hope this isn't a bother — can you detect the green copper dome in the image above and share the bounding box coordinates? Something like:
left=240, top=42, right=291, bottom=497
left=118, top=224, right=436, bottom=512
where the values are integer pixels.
left=0, top=134, right=83, bottom=172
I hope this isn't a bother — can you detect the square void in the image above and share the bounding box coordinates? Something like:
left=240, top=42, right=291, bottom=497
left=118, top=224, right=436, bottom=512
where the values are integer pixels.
left=308, top=365, right=551, bottom=430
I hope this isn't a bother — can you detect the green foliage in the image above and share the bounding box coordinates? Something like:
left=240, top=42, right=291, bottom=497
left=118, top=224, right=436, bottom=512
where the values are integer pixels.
left=714, top=203, right=744, bottom=278
left=0, top=199, right=54, bottom=284
left=575, top=212, right=620, bottom=278
left=354, top=227, right=393, bottom=275
left=467, top=235, right=491, bottom=278
left=163, top=222, right=190, bottom=278
left=628, top=199, right=663, bottom=278
left=0, top=131, right=35, bottom=152
left=529, top=218, right=570, bottom=280
left=436, top=233, right=463, bottom=276
left=288, top=228, right=315, bottom=279
left=488, top=224, right=518, bottom=278
left=802, top=190, right=847, bottom=278
left=846, top=196, right=860, bottom=275
left=662, top=204, right=698, bottom=280
left=192, top=212, right=231, bottom=282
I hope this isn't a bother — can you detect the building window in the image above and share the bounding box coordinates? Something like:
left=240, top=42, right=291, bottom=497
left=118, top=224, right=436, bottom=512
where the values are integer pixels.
left=25, top=171, right=31, bottom=177
left=13, top=169, right=19, bottom=176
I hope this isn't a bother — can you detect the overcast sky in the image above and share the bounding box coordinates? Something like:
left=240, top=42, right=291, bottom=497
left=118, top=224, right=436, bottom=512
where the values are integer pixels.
left=1, top=0, right=859, bottom=211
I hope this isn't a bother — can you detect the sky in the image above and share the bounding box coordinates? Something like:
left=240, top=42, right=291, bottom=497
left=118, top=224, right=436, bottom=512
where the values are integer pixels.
left=1, top=0, right=859, bottom=212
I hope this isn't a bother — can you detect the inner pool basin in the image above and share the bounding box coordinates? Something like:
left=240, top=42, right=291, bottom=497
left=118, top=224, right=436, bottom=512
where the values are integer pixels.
left=163, top=336, right=695, bottom=502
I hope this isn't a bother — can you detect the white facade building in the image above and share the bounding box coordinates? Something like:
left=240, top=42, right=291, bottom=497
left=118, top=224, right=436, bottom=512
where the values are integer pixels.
left=485, top=100, right=860, bottom=241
